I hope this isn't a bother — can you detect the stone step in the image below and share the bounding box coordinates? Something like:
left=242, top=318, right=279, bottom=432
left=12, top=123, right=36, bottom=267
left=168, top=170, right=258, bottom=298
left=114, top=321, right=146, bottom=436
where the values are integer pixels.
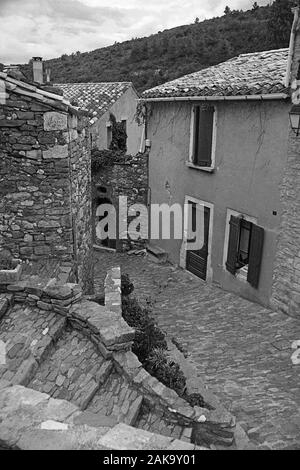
left=124, top=395, right=143, bottom=427
left=146, top=244, right=168, bottom=264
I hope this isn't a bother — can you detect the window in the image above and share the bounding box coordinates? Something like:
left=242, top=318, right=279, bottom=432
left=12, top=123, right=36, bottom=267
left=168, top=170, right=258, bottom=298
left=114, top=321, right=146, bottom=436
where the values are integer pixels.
left=226, top=215, right=264, bottom=289
left=237, top=219, right=252, bottom=268
left=190, top=105, right=215, bottom=168
left=107, top=125, right=112, bottom=149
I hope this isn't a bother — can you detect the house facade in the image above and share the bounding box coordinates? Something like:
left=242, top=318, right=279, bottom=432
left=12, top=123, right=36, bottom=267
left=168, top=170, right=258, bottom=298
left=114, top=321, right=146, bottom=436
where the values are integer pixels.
left=57, top=82, right=143, bottom=155
left=142, top=48, right=291, bottom=308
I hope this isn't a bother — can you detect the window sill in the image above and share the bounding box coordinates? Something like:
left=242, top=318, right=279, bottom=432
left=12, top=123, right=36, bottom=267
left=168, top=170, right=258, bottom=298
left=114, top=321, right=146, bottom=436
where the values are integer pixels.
left=186, top=162, right=215, bottom=173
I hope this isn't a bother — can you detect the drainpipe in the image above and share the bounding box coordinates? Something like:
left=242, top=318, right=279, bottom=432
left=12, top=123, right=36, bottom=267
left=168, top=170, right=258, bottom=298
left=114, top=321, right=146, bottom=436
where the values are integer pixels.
left=285, top=7, right=299, bottom=88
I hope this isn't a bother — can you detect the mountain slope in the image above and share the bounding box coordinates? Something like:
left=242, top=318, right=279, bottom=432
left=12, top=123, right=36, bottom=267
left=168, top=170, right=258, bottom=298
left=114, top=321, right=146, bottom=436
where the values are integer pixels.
left=21, top=3, right=294, bottom=93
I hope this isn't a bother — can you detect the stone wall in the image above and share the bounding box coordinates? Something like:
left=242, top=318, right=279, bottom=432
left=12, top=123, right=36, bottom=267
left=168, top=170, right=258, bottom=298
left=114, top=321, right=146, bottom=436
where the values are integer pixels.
left=271, top=9, right=300, bottom=318
left=93, top=152, right=149, bottom=251
left=271, top=129, right=300, bottom=318
left=0, top=383, right=203, bottom=450
left=0, top=80, right=93, bottom=293
left=69, top=115, right=93, bottom=293
left=0, top=264, right=247, bottom=449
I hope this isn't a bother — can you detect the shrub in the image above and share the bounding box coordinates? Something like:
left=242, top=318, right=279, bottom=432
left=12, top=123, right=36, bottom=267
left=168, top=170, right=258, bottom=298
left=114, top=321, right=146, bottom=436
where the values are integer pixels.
left=121, top=273, right=134, bottom=297
left=145, top=348, right=186, bottom=396
left=91, top=148, right=124, bottom=173
left=122, top=296, right=167, bottom=364
left=0, top=250, right=14, bottom=270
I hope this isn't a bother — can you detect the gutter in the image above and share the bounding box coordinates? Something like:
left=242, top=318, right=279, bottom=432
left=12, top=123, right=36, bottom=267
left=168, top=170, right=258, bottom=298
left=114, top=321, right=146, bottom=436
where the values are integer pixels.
left=285, top=7, right=299, bottom=88
left=139, top=94, right=289, bottom=103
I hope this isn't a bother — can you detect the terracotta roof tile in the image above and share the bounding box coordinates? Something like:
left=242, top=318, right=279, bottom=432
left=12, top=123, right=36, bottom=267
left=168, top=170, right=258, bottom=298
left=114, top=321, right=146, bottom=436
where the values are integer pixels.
left=56, top=82, right=133, bottom=123
left=142, top=49, right=289, bottom=99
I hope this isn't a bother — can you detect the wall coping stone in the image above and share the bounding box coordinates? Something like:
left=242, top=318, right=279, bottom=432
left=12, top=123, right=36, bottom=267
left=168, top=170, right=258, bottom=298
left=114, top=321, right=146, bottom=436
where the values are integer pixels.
left=0, top=382, right=205, bottom=450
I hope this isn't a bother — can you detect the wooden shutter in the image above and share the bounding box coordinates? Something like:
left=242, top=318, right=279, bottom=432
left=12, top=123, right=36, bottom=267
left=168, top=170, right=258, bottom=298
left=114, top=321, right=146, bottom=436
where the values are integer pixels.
left=193, top=106, right=214, bottom=166
left=247, top=224, right=264, bottom=289
left=226, top=216, right=241, bottom=275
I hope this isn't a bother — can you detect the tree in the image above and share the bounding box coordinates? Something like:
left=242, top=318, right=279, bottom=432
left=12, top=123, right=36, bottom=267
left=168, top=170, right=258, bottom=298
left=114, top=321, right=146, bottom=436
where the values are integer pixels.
left=268, top=0, right=296, bottom=48
left=194, top=17, right=199, bottom=23
left=224, top=6, right=231, bottom=15
left=252, top=2, right=259, bottom=11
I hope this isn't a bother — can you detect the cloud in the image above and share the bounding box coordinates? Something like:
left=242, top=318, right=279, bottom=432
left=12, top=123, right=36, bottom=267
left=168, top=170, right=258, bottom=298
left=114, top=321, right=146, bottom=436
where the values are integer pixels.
left=0, top=0, right=271, bottom=64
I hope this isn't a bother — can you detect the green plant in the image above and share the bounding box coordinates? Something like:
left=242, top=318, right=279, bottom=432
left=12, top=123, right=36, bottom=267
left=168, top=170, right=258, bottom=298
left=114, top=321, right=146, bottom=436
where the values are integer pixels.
left=121, top=273, right=134, bottom=297
left=183, top=392, right=212, bottom=409
left=122, top=295, right=167, bottom=363
left=146, top=349, right=186, bottom=396
left=0, top=250, right=14, bottom=270
left=91, top=148, right=125, bottom=173
left=0, top=259, right=14, bottom=270
left=121, top=275, right=209, bottom=408
left=109, top=113, right=127, bottom=152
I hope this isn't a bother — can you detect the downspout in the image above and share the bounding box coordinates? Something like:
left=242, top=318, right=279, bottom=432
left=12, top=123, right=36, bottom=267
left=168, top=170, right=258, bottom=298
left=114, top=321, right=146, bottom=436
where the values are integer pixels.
left=285, top=7, right=299, bottom=88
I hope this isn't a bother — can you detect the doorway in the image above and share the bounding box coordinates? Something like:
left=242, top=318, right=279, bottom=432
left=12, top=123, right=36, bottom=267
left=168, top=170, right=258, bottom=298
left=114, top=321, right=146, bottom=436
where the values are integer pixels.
left=181, top=197, right=213, bottom=281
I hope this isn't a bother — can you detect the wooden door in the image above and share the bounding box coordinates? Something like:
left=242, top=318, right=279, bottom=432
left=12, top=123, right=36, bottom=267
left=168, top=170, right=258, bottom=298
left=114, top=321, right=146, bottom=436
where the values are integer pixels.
left=186, top=202, right=210, bottom=280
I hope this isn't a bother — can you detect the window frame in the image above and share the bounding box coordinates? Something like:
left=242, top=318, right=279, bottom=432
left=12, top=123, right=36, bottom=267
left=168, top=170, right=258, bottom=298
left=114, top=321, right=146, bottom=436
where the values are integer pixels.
left=187, top=104, right=217, bottom=172
left=223, top=210, right=264, bottom=289
left=223, top=209, right=257, bottom=277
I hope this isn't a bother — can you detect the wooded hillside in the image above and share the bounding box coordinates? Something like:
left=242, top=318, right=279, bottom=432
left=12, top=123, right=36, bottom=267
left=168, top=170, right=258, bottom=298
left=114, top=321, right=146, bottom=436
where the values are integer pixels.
left=21, top=1, right=296, bottom=93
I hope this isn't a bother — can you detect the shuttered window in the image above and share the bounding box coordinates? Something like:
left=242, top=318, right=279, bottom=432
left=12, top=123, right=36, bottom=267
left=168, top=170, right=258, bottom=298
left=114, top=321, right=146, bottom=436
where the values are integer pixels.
left=193, top=105, right=215, bottom=167
left=247, top=224, right=264, bottom=288
left=226, top=215, right=264, bottom=289
left=225, top=216, right=241, bottom=275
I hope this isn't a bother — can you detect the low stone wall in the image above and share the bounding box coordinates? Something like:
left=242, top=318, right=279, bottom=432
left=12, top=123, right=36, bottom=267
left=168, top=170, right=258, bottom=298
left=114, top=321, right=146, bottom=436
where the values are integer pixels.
left=0, top=266, right=245, bottom=449
left=3, top=276, right=82, bottom=317
left=0, top=382, right=204, bottom=450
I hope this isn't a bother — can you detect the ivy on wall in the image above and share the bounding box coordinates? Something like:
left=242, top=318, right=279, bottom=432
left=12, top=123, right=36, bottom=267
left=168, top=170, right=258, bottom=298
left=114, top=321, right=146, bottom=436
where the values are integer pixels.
left=91, top=148, right=125, bottom=173
left=109, top=113, right=127, bottom=152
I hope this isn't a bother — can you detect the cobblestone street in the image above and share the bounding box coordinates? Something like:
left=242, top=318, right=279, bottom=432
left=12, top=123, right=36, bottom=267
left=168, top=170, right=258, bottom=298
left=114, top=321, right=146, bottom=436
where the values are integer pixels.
left=94, top=250, right=300, bottom=450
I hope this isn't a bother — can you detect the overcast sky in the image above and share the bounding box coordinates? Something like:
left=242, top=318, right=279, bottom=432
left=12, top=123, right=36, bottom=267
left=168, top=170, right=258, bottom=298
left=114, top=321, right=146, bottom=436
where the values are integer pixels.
left=0, top=0, right=271, bottom=64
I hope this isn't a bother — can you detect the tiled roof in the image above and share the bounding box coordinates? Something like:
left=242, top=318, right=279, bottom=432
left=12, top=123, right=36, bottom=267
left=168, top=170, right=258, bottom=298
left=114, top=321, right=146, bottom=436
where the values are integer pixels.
left=142, top=49, right=289, bottom=99
left=56, top=82, right=133, bottom=124
left=0, top=71, right=81, bottom=115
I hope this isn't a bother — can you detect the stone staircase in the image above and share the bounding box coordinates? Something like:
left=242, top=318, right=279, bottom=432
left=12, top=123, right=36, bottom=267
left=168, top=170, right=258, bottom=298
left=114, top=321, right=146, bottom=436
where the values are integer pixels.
left=87, top=371, right=143, bottom=427
left=146, top=244, right=168, bottom=264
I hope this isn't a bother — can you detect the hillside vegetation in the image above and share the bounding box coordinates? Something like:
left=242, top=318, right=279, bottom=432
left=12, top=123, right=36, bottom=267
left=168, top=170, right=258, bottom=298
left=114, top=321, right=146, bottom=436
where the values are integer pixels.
left=21, top=1, right=295, bottom=93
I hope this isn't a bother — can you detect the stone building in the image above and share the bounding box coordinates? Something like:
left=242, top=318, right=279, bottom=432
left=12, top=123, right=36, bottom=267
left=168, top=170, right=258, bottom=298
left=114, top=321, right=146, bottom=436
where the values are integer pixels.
left=142, top=49, right=291, bottom=309
left=0, top=70, right=93, bottom=293
left=56, top=82, right=143, bottom=155
left=271, top=6, right=300, bottom=319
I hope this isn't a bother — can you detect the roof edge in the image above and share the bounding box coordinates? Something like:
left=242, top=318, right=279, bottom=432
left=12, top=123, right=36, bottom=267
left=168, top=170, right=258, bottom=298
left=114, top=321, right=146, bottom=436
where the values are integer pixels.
left=140, top=93, right=290, bottom=102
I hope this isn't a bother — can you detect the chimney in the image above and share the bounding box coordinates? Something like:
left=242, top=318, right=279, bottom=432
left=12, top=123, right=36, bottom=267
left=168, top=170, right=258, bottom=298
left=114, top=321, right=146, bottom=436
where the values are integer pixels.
left=45, top=67, right=51, bottom=84
left=32, top=57, right=43, bottom=84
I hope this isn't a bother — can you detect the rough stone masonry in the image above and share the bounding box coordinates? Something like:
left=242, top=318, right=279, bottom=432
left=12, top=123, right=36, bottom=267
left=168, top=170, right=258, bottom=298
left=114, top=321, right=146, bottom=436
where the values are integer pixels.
left=0, top=72, right=93, bottom=293
left=271, top=7, right=300, bottom=319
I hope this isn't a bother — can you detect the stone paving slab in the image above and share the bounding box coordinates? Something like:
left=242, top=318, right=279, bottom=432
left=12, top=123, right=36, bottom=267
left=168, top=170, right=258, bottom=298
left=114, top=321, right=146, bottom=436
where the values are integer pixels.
left=0, top=304, right=66, bottom=385
left=136, top=403, right=186, bottom=441
left=87, top=370, right=139, bottom=424
left=94, top=250, right=300, bottom=450
left=29, top=327, right=107, bottom=408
